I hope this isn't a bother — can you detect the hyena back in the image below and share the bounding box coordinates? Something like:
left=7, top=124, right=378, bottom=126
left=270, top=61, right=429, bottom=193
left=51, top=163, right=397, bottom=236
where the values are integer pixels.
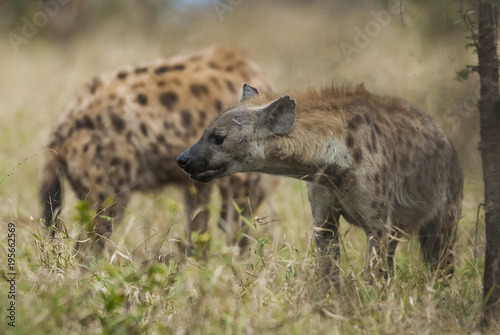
left=177, top=83, right=464, bottom=284
left=40, top=46, right=278, bottom=253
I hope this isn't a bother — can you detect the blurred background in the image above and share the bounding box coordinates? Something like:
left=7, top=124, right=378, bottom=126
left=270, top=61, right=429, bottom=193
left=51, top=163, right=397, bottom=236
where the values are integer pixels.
left=0, top=0, right=482, bottom=250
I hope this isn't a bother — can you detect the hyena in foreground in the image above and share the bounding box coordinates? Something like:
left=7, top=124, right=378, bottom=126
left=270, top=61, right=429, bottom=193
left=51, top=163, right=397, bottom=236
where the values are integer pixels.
left=177, top=83, right=464, bottom=284
left=40, top=46, right=278, bottom=254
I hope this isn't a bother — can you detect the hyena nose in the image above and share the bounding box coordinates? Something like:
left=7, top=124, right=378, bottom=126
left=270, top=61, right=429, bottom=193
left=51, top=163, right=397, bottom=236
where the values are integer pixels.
left=176, top=152, right=190, bottom=168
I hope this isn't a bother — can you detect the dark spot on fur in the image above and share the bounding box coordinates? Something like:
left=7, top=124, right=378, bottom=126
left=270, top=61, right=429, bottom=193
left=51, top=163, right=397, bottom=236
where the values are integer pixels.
left=140, top=123, right=148, bottom=136
left=347, top=114, right=363, bottom=131
left=190, top=84, right=209, bottom=99
left=77, top=115, right=94, bottom=130
left=364, top=115, right=372, bottom=124
left=181, top=110, right=192, bottom=127
left=96, top=176, right=103, bottom=184
left=371, top=131, right=378, bottom=153
left=126, top=131, right=133, bottom=143
left=155, top=65, right=169, bottom=75
left=174, top=130, right=182, bottom=137
left=117, top=72, right=128, bottom=80
left=124, top=161, right=130, bottom=175
left=373, top=122, right=382, bottom=135
left=137, top=94, right=148, bottom=105
left=109, top=108, right=126, bottom=133
left=95, top=145, right=103, bottom=157
left=89, top=77, right=100, bottom=94
left=163, top=121, right=170, bottom=129
left=83, top=144, right=89, bottom=153
left=157, top=81, right=165, bottom=87
left=111, top=157, right=121, bottom=165
left=159, top=91, right=178, bottom=111
left=366, top=142, right=373, bottom=152
left=400, top=154, right=409, bottom=170
left=225, top=80, right=236, bottom=93
left=157, top=134, right=165, bottom=143
left=172, top=64, right=185, bottom=71
left=215, top=100, right=223, bottom=113
left=226, top=66, right=234, bottom=71
left=98, top=193, right=106, bottom=202
left=150, top=143, right=159, bottom=154
left=208, top=62, right=219, bottom=69
left=375, top=186, right=380, bottom=196
left=353, top=148, right=363, bottom=163
left=135, top=67, right=148, bottom=73
left=210, top=77, right=221, bottom=88
left=199, top=111, right=207, bottom=120
left=436, top=139, right=445, bottom=150
left=371, top=200, right=378, bottom=209
left=374, top=174, right=380, bottom=183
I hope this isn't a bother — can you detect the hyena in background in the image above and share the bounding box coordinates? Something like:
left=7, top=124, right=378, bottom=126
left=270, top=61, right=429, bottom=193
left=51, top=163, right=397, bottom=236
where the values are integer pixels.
left=177, top=83, right=464, bottom=284
left=40, top=46, right=279, bottom=254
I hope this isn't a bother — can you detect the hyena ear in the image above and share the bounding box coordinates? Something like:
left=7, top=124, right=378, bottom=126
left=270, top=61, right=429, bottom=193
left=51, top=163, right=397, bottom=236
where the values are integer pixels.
left=259, top=95, right=296, bottom=135
left=239, top=83, right=259, bottom=103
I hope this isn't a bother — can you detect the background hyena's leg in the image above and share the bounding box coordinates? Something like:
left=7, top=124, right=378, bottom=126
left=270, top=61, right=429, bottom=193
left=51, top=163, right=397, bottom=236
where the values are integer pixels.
left=218, top=173, right=280, bottom=251
left=65, top=135, right=137, bottom=257
left=184, top=182, right=212, bottom=244
left=92, top=192, right=130, bottom=252
left=307, top=183, right=341, bottom=288
left=73, top=187, right=131, bottom=257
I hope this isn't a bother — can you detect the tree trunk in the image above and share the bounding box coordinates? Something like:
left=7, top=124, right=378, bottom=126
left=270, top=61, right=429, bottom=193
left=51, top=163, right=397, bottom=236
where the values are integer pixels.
left=478, top=0, right=500, bottom=328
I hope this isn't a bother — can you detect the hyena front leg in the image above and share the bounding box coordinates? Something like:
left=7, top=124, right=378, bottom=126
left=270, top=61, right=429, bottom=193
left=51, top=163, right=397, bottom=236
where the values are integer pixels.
left=184, top=182, right=212, bottom=255
left=74, top=189, right=130, bottom=256
left=307, top=183, right=341, bottom=289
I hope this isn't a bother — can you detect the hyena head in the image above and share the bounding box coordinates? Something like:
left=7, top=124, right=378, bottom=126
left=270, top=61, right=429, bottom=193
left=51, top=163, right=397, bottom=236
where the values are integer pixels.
left=177, top=84, right=296, bottom=182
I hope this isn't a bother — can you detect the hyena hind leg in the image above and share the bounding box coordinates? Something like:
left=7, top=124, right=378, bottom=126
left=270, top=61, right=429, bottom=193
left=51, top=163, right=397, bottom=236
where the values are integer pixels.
left=418, top=215, right=457, bottom=281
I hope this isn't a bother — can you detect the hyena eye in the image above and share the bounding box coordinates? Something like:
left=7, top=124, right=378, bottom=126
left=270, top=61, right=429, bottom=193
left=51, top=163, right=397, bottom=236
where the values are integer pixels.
left=214, top=135, right=225, bottom=145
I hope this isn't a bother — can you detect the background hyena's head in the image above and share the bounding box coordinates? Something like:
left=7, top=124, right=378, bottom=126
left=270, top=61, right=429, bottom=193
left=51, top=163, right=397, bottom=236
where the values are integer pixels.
left=177, top=84, right=296, bottom=183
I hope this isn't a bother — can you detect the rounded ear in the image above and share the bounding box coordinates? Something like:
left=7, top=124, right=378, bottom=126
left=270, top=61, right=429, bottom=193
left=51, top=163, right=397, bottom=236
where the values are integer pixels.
left=239, top=83, right=259, bottom=102
left=261, top=95, right=296, bottom=135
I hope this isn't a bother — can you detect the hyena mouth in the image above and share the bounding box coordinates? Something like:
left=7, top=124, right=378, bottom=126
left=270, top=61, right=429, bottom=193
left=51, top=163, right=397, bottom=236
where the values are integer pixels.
left=191, top=166, right=227, bottom=183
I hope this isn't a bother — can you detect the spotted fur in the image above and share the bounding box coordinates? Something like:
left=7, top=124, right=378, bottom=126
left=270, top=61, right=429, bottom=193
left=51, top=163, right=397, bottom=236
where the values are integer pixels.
left=40, top=46, right=278, bottom=253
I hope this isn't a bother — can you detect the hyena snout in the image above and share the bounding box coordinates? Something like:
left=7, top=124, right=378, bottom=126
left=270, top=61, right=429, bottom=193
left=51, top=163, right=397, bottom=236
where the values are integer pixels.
left=177, top=148, right=224, bottom=183
left=176, top=150, right=191, bottom=170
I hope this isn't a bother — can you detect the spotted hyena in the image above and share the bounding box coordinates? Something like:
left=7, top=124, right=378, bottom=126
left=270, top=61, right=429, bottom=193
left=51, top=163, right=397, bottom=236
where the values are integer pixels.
left=40, top=46, right=278, bottom=253
left=177, top=83, right=464, bottom=284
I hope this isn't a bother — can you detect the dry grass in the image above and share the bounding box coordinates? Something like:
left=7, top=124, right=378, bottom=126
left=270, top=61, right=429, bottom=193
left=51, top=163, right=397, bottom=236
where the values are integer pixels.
left=0, top=1, right=495, bottom=334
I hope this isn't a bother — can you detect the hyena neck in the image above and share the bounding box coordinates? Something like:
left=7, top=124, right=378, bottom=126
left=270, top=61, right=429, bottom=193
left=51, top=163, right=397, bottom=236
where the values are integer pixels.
left=258, top=124, right=351, bottom=184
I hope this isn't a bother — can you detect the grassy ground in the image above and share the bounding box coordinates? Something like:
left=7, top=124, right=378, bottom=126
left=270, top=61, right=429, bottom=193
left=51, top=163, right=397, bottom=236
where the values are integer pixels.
left=0, top=1, right=495, bottom=334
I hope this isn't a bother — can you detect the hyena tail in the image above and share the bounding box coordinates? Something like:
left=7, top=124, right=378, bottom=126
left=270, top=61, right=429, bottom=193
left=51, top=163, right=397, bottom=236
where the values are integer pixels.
left=40, top=150, right=64, bottom=234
